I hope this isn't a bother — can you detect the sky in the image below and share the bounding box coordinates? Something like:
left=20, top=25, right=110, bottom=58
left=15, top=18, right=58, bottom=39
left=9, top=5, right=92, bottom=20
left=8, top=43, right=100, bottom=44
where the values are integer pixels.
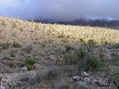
left=0, top=0, right=119, bottom=22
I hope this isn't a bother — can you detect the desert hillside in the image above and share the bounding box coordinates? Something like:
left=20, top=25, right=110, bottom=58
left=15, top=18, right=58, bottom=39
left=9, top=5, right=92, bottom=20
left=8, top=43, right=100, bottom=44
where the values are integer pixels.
left=0, top=16, right=119, bottom=89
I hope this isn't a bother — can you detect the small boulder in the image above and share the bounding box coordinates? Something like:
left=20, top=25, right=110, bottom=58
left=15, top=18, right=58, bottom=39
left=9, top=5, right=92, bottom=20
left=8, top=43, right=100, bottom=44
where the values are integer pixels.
left=81, top=72, right=90, bottom=77
left=97, top=79, right=108, bottom=86
left=70, top=76, right=80, bottom=82
left=20, top=66, right=28, bottom=73
left=84, top=77, right=91, bottom=83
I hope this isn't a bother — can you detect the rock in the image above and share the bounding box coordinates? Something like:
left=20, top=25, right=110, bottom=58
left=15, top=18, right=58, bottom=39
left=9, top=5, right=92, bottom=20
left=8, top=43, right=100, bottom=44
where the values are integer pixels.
left=33, top=63, right=42, bottom=69
left=97, top=79, right=108, bottom=86
left=0, top=85, right=5, bottom=89
left=20, top=66, right=28, bottom=73
left=50, top=55, right=57, bottom=61
left=70, top=76, right=80, bottom=82
left=8, top=57, right=15, bottom=60
left=84, top=77, right=91, bottom=83
left=81, top=72, right=90, bottom=77
left=91, top=79, right=98, bottom=84
left=0, top=56, right=8, bottom=64
left=0, top=56, right=5, bottom=61
left=1, top=60, right=7, bottom=64
left=16, top=62, right=25, bottom=68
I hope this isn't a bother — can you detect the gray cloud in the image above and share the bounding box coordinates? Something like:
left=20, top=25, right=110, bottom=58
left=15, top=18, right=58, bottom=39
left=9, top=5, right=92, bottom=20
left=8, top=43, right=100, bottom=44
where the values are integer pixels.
left=0, top=0, right=119, bottom=21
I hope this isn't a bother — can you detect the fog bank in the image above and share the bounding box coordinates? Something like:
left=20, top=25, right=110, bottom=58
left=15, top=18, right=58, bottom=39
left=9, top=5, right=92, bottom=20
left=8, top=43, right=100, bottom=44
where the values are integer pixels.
left=0, top=0, right=119, bottom=22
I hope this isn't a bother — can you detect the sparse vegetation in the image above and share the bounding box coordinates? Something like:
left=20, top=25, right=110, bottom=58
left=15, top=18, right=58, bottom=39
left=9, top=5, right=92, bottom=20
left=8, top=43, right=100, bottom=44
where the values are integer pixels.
left=0, top=16, right=119, bottom=89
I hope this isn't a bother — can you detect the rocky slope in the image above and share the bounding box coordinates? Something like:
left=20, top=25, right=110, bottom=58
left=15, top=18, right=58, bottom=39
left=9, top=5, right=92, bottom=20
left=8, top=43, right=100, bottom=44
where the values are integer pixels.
left=0, top=16, right=119, bottom=89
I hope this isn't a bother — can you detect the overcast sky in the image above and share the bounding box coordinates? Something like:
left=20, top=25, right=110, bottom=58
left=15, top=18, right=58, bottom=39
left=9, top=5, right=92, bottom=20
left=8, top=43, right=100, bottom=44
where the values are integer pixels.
left=0, top=0, right=119, bottom=21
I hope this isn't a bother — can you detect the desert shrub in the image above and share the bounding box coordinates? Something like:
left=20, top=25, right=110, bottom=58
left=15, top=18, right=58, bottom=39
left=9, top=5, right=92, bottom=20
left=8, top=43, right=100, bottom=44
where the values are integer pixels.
left=80, top=38, right=85, bottom=43
left=10, top=52, right=15, bottom=58
left=12, top=42, right=21, bottom=48
left=61, top=65, right=79, bottom=77
left=12, top=22, right=17, bottom=28
left=34, top=67, right=62, bottom=84
left=2, top=43, right=10, bottom=49
left=113, top=72, right=119, bottom=88
left=85, top=55, right=99, bottom=71
left=24, top=58, right=36, bottom=71
left=65, top=45, right=71, bottom=52
left=77, top=48, right=86, bottom=60
left=7, top=61, right=16, bottom=68
left=58, top=33, right=65, bottom=38
left=88, top=39, right=96, bottom=46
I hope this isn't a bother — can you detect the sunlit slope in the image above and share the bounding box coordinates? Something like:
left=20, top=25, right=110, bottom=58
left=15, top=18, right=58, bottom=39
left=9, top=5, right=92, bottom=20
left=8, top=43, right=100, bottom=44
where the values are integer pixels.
left=0, top=16, right=119, bottom=46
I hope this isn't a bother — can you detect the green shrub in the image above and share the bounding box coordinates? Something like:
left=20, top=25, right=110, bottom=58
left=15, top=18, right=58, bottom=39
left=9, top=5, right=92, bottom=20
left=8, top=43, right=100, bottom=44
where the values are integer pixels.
left=85, top=55, right=99, bottom=71
left=80, top=38, right=85, bottom=43
left=77, top=48, right=86, bottom=60
left=113, top=72, right=119, bottom=88
left=24, top=58, right=36, bottom=71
